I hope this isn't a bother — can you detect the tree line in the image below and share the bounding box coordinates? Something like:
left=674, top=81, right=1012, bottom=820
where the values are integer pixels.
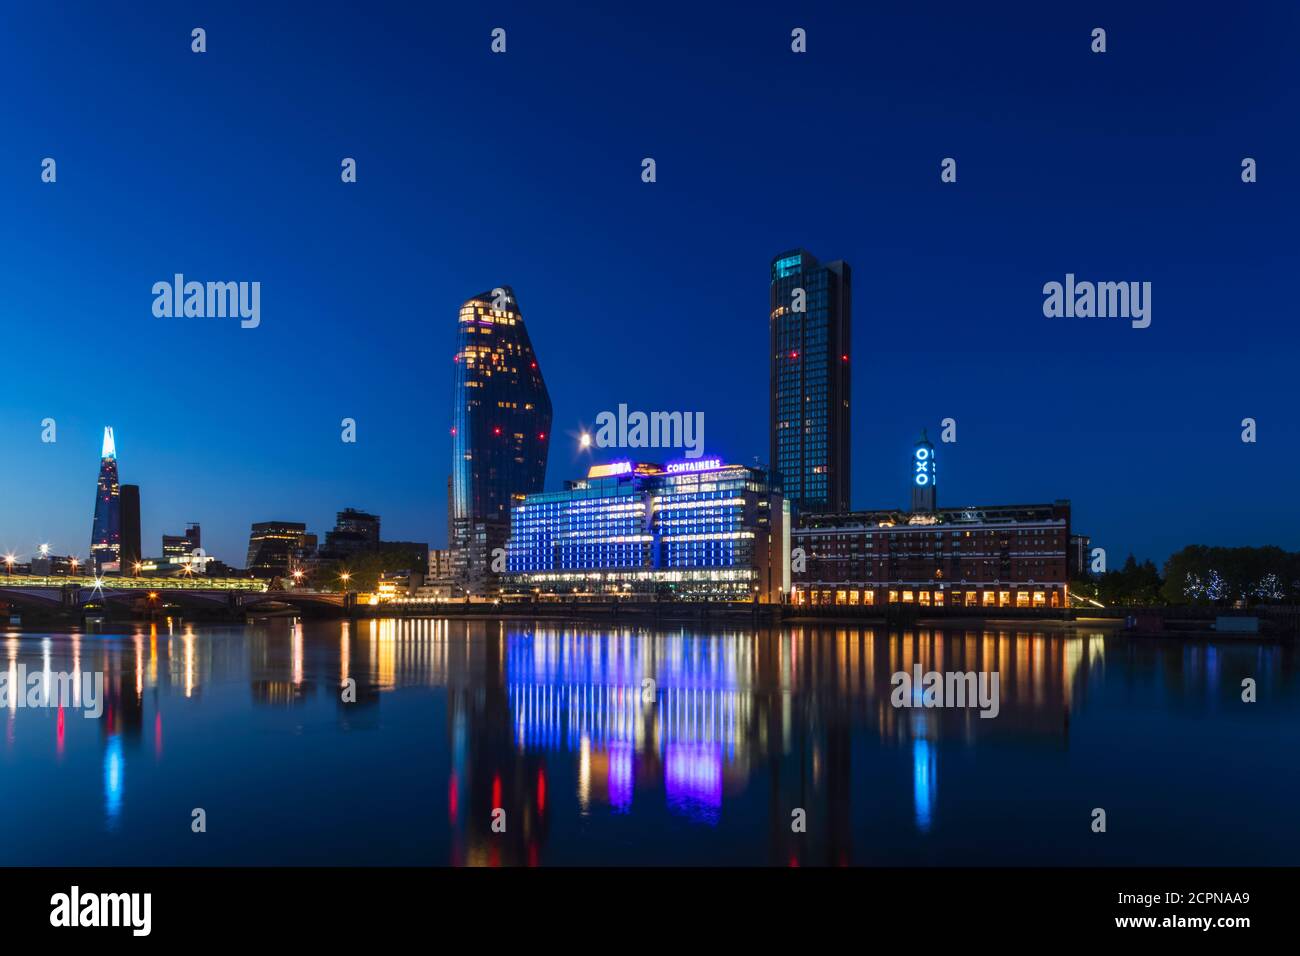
left=1071, top=546, right=1300, bottom=607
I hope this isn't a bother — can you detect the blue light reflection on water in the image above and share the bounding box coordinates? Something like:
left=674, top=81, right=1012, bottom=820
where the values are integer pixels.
left=0, top=619, right=1296, bottom=866
left=913, top=738, right=935, bottom=834
left=103, top=735, right=123, bottom=829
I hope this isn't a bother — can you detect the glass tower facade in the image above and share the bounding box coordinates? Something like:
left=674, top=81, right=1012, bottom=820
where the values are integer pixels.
left=507, top=459, right=788, bottom=601
left=321, top=508, right=380, bottom=558
left=770, top=250, right=851, bottom=516
left=89, top=426, right=122, bottom=571
left=162, top=524, right=202, bottom=562
left=246, top=521, right=312, bottom=578
left=450, top=286, right=552, bottom=595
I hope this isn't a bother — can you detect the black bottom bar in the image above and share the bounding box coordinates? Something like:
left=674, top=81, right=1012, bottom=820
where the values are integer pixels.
left=0, top=866, right=1283, bottom=940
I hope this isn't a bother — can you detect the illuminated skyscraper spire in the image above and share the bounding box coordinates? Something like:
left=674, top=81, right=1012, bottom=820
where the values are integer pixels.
left=90, top=426, right=122, bottom=571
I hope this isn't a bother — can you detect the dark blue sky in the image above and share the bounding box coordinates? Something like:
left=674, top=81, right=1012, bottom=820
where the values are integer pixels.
left=1, top=2, right=1296, bottom=568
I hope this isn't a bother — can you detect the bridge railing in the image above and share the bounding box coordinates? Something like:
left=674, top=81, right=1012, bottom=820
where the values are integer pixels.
left=0, top=574, right=266, bottom=592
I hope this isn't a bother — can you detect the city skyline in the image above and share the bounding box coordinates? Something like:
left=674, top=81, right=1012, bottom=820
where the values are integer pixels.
left=2, top=1, right=1298, bottom=921
left=2, top=3, right=1297, bottom=569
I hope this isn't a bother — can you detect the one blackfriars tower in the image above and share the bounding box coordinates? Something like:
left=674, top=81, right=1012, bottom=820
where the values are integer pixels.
left=449, top=287, right=551, bottom=595
left=769, top=250, right=851, bottom=516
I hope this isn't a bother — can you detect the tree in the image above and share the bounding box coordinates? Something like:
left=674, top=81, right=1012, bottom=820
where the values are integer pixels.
left=1162, top=545, right=1300, bottom=606
left=308, top=548, right=422, bottom=592
left=1091, top=553, right=1164, bottom=606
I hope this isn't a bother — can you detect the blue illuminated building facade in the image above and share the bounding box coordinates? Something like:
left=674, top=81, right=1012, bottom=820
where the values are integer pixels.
left=507, top=458, right=789, bottom=601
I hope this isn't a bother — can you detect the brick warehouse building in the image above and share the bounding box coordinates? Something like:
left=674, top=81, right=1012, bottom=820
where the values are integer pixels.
left=790, top=433, right=1070, bottom=610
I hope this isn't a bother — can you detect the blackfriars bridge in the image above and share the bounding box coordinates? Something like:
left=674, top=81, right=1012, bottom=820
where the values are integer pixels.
left=0, top=575, right=352, bottom=616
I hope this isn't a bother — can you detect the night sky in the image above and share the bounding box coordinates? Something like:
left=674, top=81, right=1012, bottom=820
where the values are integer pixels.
left=1, top=1, right=1296, bottom=568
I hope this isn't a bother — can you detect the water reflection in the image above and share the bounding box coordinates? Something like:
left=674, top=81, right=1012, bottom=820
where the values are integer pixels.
left=912, top=738, right=935, bottom=833
left=0, top=619, right=1296, bottom=866
left=103, top=735, right=123, bottom=829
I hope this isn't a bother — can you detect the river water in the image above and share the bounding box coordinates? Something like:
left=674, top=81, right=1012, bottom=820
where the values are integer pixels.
left=1, top=619, right=1295, bottom=865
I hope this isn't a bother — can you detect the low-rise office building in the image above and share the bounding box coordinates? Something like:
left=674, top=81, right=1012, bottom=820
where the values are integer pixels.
left=507, top=458, right=789, bottom=601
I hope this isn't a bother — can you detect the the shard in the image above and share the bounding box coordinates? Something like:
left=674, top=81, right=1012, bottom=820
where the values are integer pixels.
left=89, top=426, right=122, bottom=572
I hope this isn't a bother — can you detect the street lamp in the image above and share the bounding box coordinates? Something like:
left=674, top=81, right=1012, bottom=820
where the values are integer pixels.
left=339, top=571, right=351, bottom=593
left=3, top=553, right=14, bottom=576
